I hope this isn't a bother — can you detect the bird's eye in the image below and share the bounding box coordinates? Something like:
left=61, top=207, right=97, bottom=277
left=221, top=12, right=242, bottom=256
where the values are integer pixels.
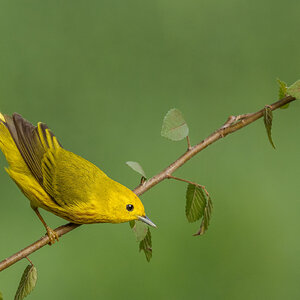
left=126, top=204, right=134, bottom=212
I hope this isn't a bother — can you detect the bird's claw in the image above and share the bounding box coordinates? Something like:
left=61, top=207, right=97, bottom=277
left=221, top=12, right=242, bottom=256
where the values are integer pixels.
left=46, top=227, right=59, bottom=245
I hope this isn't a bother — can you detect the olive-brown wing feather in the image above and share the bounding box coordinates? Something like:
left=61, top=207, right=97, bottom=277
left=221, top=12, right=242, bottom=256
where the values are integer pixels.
left=4, top=113, right=61, bottom=186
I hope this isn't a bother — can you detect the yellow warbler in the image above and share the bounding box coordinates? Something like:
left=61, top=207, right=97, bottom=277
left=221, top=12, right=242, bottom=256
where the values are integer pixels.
left=0, top=113, right=155, bottom=244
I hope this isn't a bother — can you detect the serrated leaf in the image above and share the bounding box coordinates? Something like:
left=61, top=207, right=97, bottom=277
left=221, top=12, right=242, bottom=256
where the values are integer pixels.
left=195, top=195, right=213, bottom=236
left=14, top=265, right=37, bottom=300
left=139, top=229, right=152, bottom=262
left=161, top=108, right=189, bottom=141
left=130, top=220, right=148, bottom=242
left=287, top=79, right=300, bottom=100
left=126, top=161, right=146, bottom=178
left=277, top=78, right=289, bottom=109
left=186, top=184, right=206, bottom=222
left=184, top=183, right=213, bottom=236
left=263, top=106, right=275, bottom=149
left=0, top=291, right=3, bottom=300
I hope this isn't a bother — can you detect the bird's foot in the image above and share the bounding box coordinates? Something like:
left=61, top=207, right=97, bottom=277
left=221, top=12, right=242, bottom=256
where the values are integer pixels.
left=46, top=226, right=59, bottom=245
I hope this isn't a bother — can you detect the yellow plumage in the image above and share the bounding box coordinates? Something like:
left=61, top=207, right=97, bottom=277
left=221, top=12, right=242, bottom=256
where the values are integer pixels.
left=0, top=113, right=155, bottom=243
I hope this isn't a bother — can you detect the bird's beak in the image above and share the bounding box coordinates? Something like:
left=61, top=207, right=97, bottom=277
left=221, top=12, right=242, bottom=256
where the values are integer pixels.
left=138, top=215, right=157, bottom=228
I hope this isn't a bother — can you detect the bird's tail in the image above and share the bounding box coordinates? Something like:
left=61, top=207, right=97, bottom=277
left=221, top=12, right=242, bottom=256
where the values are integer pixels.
left=0, top=113, right=64, bottom=213
left=0, top=112, right=26, bottom=173
left=1, top=113, right=62, bottom=185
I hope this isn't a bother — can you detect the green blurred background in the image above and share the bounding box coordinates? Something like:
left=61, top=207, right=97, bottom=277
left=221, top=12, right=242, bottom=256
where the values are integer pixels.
left=0, top=1, right=300, bottom=299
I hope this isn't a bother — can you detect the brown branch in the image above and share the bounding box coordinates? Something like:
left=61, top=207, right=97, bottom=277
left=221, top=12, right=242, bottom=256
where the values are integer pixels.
left=0, top=95, right=296, bottom=272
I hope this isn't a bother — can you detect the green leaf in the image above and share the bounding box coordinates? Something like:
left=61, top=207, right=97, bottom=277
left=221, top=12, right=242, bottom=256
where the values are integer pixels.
left=14, top=265, right=37, bottom=300
left=263, top=106, right=275, bottom=149
left=130, top=222, right=153, bottom=262
left=126, top=161, right=146, bottom=178
left=0, top=291, right=3, bottom=300
left=185, top=184, right=206, bottom=222
left=287, top=79, right=300, bottom=100
left=130, top=220, right=148, bottom=242
left=277, top=78, right=289, bottom=109
left=139, top=229, right=152, bottom=262
left=185, top=183, right=213, bottom=236
left=195, top=195, right=213, bottom=236
left=161, top=108, right=189, bottom=141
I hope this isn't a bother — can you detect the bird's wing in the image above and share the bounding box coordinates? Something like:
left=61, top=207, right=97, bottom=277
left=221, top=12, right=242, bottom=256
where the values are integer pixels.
left=4, top=113, right=63, bottom=186
left=41, top=146, right=108, bottom=207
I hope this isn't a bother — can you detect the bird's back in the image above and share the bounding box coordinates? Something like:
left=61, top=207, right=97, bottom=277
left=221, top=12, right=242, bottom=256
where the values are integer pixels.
left=42, top=147, right=109, bottom=208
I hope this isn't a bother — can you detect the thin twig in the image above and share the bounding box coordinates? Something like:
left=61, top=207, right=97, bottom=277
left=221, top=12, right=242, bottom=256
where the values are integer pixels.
left=0, top=95, right=296, bottom=272
left=221, top=113, right=255, bottom=129
left=221, top=115, right=237, bottom=129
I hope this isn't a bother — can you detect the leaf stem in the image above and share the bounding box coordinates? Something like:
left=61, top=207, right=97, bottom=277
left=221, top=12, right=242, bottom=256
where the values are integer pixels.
left=25, top=257, right=34, bottom=267
left=167, top=175, right=204, bottom=188
left=186, top=136, right=192, bottom=150
left=167, top=175, right=210, bottom=197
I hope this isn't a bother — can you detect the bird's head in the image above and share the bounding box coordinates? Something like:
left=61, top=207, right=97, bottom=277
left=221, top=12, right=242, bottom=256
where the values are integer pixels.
left=105, top=179, right=156, bottom=228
